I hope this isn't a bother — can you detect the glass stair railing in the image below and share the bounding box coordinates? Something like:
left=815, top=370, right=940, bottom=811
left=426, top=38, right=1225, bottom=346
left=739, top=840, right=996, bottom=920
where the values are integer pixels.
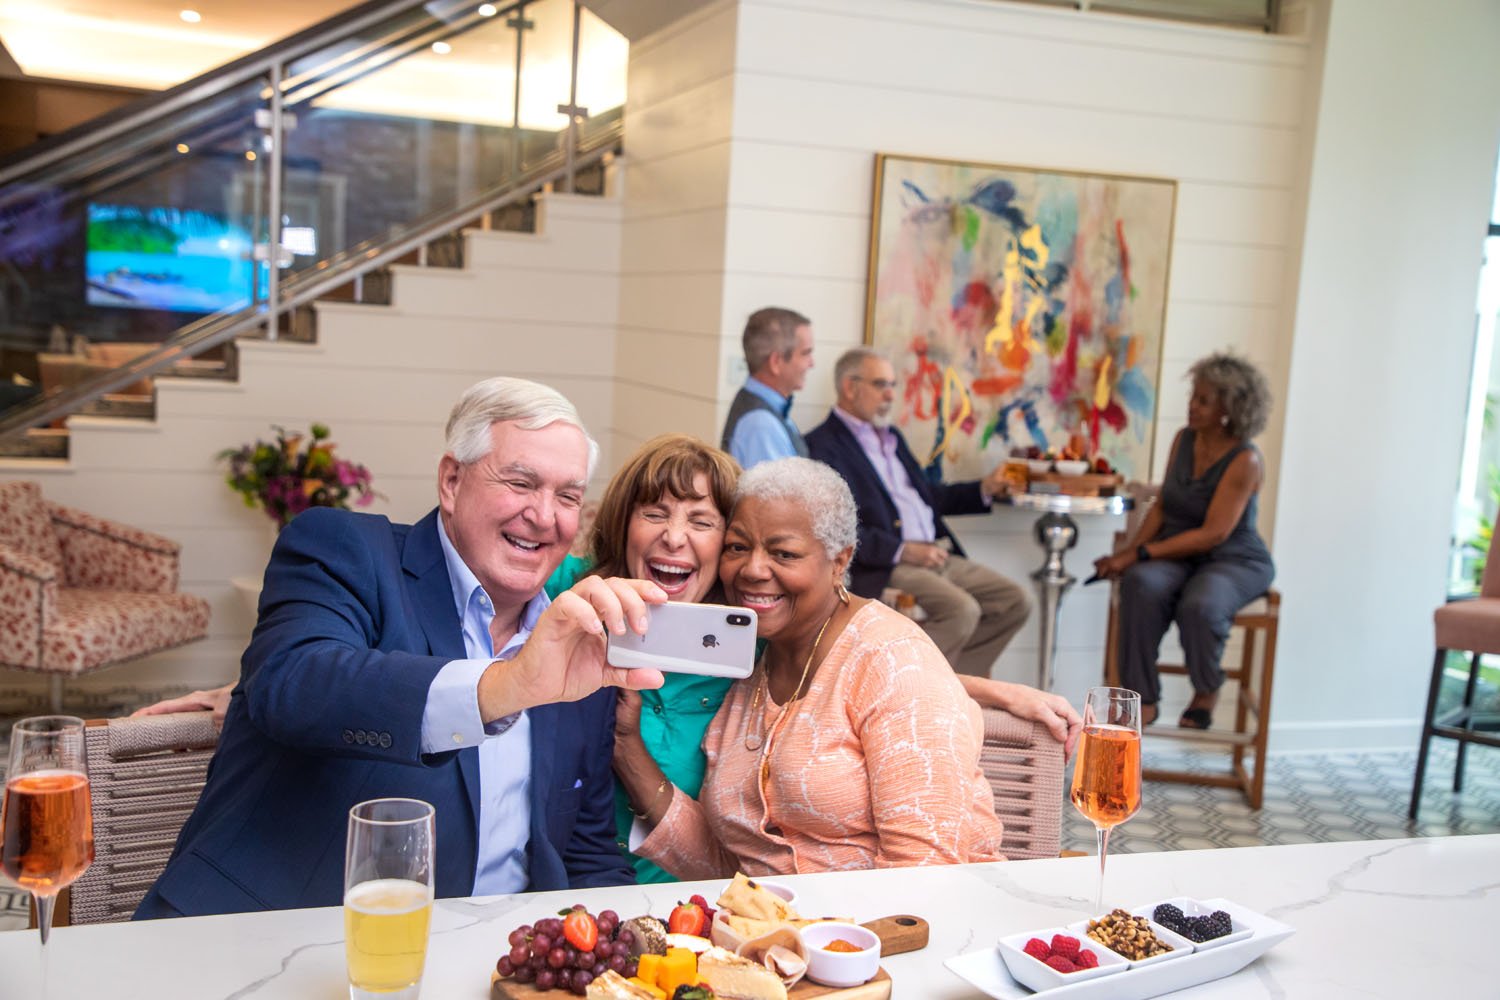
left=0, top=0, right=626, bottom=453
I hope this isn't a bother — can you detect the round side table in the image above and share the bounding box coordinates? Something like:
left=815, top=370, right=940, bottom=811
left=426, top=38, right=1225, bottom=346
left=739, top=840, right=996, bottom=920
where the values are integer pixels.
left=997, top=491, right=1134, bottom=691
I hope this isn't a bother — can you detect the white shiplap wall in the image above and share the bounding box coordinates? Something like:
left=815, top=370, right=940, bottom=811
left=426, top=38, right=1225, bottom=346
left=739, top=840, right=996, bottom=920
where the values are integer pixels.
left=712, top=0, right=1311, bottom=701
left=612, top=1, right=741, bottom=451
left=0, top=191, right=623, bottom=694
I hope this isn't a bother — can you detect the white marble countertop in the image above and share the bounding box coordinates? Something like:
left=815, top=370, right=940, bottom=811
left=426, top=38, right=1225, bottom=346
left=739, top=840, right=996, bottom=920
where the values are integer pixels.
left=3, top=835, right=1496, bottom=998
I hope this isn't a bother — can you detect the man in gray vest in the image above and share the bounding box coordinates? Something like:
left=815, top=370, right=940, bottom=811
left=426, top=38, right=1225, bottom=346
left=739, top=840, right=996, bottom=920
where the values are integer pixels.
left=721, top=307, right=814, bottom=468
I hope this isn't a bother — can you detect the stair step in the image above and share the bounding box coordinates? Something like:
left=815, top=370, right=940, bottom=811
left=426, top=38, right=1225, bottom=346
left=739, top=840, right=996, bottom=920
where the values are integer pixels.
left=78, top=393, right=154, bottom=420
left=0, top=428, right=68, bottom=460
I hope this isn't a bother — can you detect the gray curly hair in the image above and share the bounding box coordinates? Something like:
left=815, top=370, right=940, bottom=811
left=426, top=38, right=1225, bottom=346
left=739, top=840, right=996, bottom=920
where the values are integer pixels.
left=1189, top=352, right=1272, bottom=440
left=733, top=457, right=858, bottom=560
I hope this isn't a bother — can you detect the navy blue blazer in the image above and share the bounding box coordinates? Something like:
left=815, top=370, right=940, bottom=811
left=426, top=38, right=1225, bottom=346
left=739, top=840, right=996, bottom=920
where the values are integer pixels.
left=136, top=507, right=630, bottom=919
left=805, top=412, right=990, bottom=598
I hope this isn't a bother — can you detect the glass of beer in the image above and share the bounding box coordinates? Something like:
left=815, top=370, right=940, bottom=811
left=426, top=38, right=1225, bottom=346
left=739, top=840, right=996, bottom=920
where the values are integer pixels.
left=2, top=716, right=95, bottom=948
left=1068, top=687, right=1142, bottom=915
left=344, top=798, right=435, bottom=999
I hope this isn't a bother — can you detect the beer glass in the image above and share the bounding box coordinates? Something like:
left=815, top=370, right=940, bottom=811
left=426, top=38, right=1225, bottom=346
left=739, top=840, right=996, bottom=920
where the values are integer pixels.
left=1068, top=687, right=1142, bottom=914
left=2, top=715, right=94, bottom=948
left=344, top=798, right=435, bottom=999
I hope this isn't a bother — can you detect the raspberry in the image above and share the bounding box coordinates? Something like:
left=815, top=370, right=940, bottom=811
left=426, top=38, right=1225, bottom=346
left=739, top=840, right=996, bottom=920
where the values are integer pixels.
left=1075, top=949, right=1099, bottom=969
left=1050, top=934, right=1080, bottom=958
left=1022, top=938, right=1051, bottom=962
left=1043, top=955, right=1079, bottom=974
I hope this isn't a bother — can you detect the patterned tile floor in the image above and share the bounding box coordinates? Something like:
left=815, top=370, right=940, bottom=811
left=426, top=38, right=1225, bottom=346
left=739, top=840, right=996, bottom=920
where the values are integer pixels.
left=0, top=684, right=1496, bottom=934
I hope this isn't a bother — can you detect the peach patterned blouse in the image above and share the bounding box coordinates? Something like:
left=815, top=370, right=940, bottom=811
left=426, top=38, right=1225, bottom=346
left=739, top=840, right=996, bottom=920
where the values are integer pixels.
left=638, top=601, right=1005, bottom=879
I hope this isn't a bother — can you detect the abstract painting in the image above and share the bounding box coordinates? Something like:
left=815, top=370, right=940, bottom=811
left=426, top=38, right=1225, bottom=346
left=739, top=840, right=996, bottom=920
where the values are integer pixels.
left=865, top=154, right=1176, bottom=481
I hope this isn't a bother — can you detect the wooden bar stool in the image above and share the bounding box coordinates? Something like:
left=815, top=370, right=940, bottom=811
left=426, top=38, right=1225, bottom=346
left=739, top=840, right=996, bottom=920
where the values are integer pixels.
left=1105, top=590, right=1280, bottom=809
left=1100, top=484, right=1282, bottom=809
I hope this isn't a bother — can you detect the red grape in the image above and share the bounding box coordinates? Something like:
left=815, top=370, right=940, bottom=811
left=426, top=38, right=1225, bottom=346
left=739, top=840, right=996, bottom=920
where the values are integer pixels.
left=496, top=956, right=514, bottom=977
left=608, top=954, right=627, bottom=974
left=548, top=947, right=567, bottom=969
left=592, top=963, right=606, bottom=977
left=514, top=964, right=536, bottom=984
left=577, top=950, right=596, bottom=968
left=536, top=969, right=557, bottom=991
left=594, top=940, right=613, bottom=960
left=509, top=927, right=529, bottom=948
left=599, top=909, right=619, bottom=927
left=509, top=944, right=529, bottom=966
left=533, top=932, right=553, bottom=953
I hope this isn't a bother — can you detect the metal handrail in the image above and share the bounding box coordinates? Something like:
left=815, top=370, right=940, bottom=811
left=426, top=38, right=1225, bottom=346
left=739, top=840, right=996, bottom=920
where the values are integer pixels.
left=0, top=0, right=521, bottom=188
left=0, top=119, right=624, bottom=442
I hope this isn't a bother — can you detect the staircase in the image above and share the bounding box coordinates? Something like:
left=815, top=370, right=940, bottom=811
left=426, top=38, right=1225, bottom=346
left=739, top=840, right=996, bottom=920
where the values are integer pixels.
left=0, top=183, right=625, bottom=688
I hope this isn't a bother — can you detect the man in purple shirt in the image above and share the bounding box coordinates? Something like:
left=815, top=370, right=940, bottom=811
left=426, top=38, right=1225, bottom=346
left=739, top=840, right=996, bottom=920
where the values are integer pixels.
left=805, top=347, right=1030, bottom=677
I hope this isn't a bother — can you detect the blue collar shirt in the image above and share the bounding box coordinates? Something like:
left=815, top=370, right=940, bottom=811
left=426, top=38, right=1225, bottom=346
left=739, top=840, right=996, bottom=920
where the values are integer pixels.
left=419, top=516, right=549, bottom=895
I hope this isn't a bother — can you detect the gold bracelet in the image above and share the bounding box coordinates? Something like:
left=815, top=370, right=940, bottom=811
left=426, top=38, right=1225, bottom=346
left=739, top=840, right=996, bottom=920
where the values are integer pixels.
left=629, top=778, right=672, bottom=819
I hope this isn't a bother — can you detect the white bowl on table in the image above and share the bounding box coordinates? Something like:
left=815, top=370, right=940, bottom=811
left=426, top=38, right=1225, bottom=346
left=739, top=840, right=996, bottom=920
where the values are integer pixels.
left=1025, top=458, right=1054, bottom=475
left=1069, top=914, right=1194, bottom=969
left=801, top=922, right=881, bottom=988
left=995, top=926, right=1127, bottom=991
left=1054, top=459, right=1089, bottom=476
left=1136, top=897, right=1253, bottom=951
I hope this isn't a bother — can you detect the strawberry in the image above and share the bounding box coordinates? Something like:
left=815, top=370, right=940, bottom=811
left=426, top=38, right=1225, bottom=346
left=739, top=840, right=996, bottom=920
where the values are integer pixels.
left=668, top=901, right=707, bottom=936
left=562, top=908, right=598, bottom=952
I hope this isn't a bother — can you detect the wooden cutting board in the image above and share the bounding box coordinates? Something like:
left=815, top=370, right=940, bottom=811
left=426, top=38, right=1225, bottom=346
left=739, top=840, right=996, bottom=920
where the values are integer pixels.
left=492, top=915, right=928, bottom=1000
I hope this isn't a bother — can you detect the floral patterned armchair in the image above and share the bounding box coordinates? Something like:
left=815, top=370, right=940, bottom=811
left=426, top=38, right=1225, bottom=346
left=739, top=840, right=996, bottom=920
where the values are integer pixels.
left=0, top=481, right=210, bottom=710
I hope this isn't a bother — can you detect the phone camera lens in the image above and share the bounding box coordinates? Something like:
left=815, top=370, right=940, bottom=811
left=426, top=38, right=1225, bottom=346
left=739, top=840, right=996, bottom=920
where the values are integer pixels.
left=726, top=614, right=750, bottom=626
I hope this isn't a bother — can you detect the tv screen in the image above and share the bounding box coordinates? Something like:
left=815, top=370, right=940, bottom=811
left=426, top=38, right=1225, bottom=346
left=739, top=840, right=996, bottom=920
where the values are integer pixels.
left=86, top=204, right=254, bottom=314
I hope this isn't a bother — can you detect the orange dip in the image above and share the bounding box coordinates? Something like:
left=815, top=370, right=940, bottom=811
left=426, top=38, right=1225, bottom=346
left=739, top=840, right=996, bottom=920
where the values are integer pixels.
left=824, top=939, right=863, bottom=953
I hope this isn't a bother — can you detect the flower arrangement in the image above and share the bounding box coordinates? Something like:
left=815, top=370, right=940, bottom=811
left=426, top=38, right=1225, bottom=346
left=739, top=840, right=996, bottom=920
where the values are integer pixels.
left=219, top=423, right=379, bottom=529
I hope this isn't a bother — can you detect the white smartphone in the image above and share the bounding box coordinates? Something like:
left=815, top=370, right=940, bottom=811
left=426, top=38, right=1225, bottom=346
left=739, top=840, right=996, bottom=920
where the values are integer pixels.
left=606, top=602, right=758, bottom=679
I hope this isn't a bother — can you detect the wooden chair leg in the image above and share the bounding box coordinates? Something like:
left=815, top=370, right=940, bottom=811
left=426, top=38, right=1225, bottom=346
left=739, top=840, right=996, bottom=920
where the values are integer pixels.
left=1232, top=627, right=1258, bottom=778
left=49, top=674, right=64, bottom=714
left=1410, top=647, right=1448, bottom=820
left=1248, top=618, right=1276, bottom=810
left=1454, top=650, right=1483, bottom=793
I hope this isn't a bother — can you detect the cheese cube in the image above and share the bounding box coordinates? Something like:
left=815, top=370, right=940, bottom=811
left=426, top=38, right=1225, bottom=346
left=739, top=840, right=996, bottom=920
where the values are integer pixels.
left=658, top=947, right=697, bottom=995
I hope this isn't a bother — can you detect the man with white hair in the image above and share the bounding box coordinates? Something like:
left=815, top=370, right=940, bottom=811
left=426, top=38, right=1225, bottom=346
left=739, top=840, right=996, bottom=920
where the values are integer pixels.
left=138, top=377, right=666, bottom=918
left=806, top=347, right=1031, bottom=678
left=721, top=306, right=815, bottom=468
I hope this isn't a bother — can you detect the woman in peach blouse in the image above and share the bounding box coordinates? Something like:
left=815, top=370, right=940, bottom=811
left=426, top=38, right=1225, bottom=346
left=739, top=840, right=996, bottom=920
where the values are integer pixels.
left=614, top=457, right=1006, bottom=878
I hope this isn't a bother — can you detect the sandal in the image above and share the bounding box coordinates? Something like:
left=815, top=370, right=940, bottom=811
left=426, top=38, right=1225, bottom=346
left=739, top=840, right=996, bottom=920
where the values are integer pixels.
left=1179, top=707, right=1213, bottom=730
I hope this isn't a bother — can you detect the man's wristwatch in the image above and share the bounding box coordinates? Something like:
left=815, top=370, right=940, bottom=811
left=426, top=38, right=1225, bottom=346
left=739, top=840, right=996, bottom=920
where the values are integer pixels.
left=1136, top=544, right=1152, bottom=562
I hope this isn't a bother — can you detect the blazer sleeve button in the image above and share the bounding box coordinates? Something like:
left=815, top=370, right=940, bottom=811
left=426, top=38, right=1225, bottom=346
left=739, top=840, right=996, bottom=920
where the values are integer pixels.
left=342, top=729, right=354, bottom=743
left=378, top=732, right=392, bottom=749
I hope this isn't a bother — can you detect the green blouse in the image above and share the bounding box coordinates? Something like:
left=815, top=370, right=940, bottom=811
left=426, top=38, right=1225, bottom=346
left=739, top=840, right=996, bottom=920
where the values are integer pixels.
left=544, top=554, right=732, bottom=883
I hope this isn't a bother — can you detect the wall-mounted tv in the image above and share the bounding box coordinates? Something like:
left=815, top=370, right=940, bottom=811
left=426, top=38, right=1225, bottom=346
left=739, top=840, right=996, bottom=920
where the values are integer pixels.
left=85, top=204, right=254, bottom=314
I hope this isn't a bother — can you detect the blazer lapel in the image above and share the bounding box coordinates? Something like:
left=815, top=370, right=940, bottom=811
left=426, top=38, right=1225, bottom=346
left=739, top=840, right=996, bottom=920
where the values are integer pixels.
left=402, top=509, right=481, bottom=812
left=525, top=703, right=559, bottom=881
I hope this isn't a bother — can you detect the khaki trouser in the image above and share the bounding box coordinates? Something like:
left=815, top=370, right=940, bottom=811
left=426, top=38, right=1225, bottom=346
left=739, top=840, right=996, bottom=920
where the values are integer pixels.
left=889, top=555, right=1031, bottom=677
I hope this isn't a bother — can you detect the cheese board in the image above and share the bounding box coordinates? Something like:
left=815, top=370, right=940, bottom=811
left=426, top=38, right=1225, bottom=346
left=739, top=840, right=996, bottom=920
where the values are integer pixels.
left=1024, top=472, right=1124, bottom=497
left=491, top=915, right=927, bottom=1000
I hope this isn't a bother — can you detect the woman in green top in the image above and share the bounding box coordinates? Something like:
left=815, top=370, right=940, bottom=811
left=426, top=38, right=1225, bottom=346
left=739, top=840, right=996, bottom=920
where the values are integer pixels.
left=545, top=433, right=742, bottom=882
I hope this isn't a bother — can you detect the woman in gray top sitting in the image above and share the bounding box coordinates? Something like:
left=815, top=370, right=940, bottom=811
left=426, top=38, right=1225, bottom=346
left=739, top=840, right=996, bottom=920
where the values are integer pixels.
left=1093, top=353, right=1275, bottom=729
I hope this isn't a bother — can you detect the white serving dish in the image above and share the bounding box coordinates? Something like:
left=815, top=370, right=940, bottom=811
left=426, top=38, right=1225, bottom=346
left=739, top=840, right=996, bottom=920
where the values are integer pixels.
left=1134, top=897, right=1252, bottom=951
left=945, top=898, right=1293, bottom=999
left=1054, top=459, right=1089, bottom=476
left=1026, top=459, right=1054, bottom=475
left=995, top=927, right=1126, bottom=991
left=801, top=921, right=880, bottom=988
left=1067, top=914, right=1193, bottom=970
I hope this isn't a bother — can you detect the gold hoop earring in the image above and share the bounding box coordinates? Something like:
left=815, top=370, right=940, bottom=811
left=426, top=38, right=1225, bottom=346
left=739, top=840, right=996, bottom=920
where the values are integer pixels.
left=837, top=583, right=851, bottom=605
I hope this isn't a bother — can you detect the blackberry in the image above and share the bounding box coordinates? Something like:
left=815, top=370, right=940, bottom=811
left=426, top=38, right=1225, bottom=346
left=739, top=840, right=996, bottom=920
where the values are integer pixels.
left=1153, top=903, right=1185, bottom=925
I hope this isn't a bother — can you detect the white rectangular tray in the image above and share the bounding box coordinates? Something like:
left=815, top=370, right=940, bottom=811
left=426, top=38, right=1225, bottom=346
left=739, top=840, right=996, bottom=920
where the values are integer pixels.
left=945, top=899, right=1294, bottom=999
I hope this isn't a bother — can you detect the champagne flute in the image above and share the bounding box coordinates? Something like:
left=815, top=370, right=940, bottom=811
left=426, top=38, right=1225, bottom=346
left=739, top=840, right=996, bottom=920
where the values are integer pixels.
left=344, top=798, right=435, bottom=1000
left=1068, top=687, right=1142, bottom=915
left=2, top=716, right=95, bottom=949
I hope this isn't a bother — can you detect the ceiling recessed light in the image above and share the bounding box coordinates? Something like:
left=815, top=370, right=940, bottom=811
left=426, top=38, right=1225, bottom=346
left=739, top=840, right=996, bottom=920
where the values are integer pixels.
left=176, top=143, right=190, bottom=154
left=431, top=41, right=451, bottom=54
left=477, top=3, right=497, bottom=15
left=245, top=150, right=257, bottom=161
left=179, top=9, right=201, bottom=23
